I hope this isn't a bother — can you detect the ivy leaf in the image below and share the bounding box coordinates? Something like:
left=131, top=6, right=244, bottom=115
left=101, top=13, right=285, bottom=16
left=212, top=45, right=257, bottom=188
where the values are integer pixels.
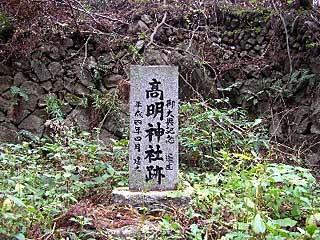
left=272, top=218, right=297, bottom=227
left=252, top=213, right=266, bottom=234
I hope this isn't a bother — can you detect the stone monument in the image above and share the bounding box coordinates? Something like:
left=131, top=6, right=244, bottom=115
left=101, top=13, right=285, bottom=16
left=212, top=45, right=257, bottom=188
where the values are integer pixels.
left=129, top=65, right=179, bottom=191
left=112, top=65, right=191, bottom=209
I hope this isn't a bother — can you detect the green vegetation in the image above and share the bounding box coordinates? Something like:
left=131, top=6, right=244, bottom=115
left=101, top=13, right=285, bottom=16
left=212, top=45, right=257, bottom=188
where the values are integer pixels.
left=1, top=101, right=319, bottom=239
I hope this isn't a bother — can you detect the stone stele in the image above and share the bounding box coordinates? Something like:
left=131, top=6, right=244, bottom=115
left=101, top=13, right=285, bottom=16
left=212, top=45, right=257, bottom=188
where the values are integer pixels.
left=128, top=65, right=179, bottom=191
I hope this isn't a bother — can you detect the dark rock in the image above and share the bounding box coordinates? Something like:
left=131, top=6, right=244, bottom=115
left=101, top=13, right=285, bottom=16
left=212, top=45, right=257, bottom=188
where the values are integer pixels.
left=240, top=40, right=246, bottom=50
left=103, top=74, right=123, bottom=89
left=240, top=51, right=248, bottom=57
left=48, top=62, right=64, bottom=78
left=245, top=44, right=252, bottom=50
left=247, top=38, right=256, bottom=45
left=144, top=49, right=169, bottom=65
left=52, top=78, right=64, bottom=92
left=99, top=129, right=116, bottom=144
left=253, top=45, right=261, bottom=51
left=8, top=108, right=30, bottom=125
left=0, top=76, right=13, bottom=93
left=64, top=77, right=76, bottom=93
left=257, top=36, right=264, bottom=44
left=19, top=114, right=45, bottom=136
left=0, top=122, right=18, bottom=142
left=13, top=72, right=28, bottom=86
left=49, top=46, right=61, bottom=61
left=41, top=81, right=53, bottom=92
left=20, top=81, right=44, bottom=111
left=62, top=37, right=74, bottom=48
left=31, top=60, right=51, bottom=82
left=74, top=83, right=90, bottom=96
left=12, top=58, right=30, bottom=71
left=66, top=108, right=91, bottom=131
left=0, top=63, right=11, bottom=75
left=0, top=111, right=5, bottom=122
left=0, top=96, right=11, bottom=112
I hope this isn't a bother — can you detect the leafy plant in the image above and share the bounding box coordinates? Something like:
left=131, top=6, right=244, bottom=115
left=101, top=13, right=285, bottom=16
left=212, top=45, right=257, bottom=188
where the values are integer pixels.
left=179, top=100, right=269, bottom=170
left=46, top=95, right=64, bottom=121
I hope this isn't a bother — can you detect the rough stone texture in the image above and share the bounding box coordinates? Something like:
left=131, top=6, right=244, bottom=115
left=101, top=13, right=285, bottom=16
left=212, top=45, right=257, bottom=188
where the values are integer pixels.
left=31, top=60, right=51, bottom=82
left=13, top=72, right=28, bottom=86
left=20, top=81, right=44, bottom=111
left=129, top=66, right=179, bottom=191
left=112, top=187, right=192, bottom=209
left=103, top=74, right=123, bottom=89
left=0, top=76, right=13, bottom=93
left=19, top=114, right=45, bottom=136
left=0, top=123, right=18, bottom=142
left=48, top=62, right=64, bottom=78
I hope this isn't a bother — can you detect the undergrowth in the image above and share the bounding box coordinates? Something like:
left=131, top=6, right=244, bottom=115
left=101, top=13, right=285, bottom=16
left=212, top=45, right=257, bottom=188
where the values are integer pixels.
left=0, top=100, right=319, bottom=239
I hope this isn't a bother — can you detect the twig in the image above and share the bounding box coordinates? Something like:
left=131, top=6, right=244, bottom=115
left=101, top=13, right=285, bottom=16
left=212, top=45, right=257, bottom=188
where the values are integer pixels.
left=147, top=11, right=167, bottom=47
left=80, top=35, right=91, bottom=78
left=186, top=26, right=200, bottom=52
left=60, top=0, right=128, bottom=25
left=65, top=0, right=80, bottom=33
left=272, top=0, right=292, bottom=74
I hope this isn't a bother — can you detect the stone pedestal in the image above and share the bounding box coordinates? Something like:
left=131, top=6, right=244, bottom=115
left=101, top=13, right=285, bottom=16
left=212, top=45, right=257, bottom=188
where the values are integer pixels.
left=112, top=187, right=192, bottom=210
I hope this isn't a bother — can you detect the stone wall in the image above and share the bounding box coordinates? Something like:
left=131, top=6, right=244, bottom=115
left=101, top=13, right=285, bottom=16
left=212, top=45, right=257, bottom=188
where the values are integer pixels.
left=0, top=4, right=320, bottom=154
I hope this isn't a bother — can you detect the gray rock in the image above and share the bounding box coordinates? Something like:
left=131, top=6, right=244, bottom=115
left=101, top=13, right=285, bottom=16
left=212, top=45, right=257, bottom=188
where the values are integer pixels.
left=13, top=72, right=28, bottom=86
left=137, top=20, right=149, bottom=32
left=19, top=114, right=45, bottom=136
left=247, top=38, right=256, bottom=45
left=48, top=62, right=64, bottom=78
left=13, top=57, right=30, bottom=71
left=135, top=40, right=145, bottom=51
left=31, top=60, right=51, bottom=82
left=41, top=81, right=53, bottom=92
left=141, top=14, right=152, bottom=24
left=112, top=187, right=192, bottom=210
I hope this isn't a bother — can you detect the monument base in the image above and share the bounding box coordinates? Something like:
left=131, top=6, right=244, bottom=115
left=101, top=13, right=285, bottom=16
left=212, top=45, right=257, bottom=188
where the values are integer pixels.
left=112, top=187, right=192, bottom=210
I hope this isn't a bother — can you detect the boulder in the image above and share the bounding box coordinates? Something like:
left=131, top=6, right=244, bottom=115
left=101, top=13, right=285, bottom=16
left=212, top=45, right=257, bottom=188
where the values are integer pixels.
left=18, top=114, right=45, bottom=136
